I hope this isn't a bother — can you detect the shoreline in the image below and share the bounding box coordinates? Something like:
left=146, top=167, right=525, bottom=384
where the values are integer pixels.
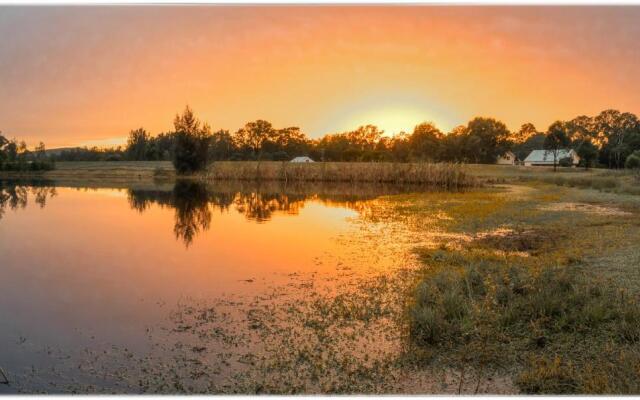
left=2, top=161, right=637, bottom=195
left=1, top=161, right=479, bottom=188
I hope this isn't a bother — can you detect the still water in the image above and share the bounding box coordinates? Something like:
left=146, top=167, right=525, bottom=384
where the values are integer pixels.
left=0, top=179, right=426, bottom=393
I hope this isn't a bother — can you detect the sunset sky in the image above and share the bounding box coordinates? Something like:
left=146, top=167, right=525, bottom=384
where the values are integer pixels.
left=1, top=6, right=640, bottom=148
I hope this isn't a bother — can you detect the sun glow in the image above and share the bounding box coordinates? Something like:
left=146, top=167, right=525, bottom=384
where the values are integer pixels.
left=341, top=106, right=445, bottom=137
left=2, top=7, right=639, bottom=146
left=79, top=137, right=128, bottom=149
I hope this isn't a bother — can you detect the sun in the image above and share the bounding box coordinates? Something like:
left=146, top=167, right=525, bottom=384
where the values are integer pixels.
left=340, top=105, right=445, bottom=137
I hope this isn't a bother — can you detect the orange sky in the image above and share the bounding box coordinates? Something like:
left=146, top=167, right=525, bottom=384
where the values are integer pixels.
left=1, top=6, right=640, bottom=148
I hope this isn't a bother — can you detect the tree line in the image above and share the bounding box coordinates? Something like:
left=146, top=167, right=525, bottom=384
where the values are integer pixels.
left=119, top=107, right=640, bottom=172
left=0, top=134, right=53, bottom=171
left=7, top=106, right=640, bottom=173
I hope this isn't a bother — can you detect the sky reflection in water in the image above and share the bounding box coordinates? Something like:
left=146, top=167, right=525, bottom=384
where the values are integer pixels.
left=0, top=179, right=424, bottom=392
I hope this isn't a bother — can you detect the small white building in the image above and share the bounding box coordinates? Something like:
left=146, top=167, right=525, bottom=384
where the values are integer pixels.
left=496, top=151, right=517, bottom=165
left=524, top=149, right=580, bottom=167
left=290, top=156, right=314, bottom=163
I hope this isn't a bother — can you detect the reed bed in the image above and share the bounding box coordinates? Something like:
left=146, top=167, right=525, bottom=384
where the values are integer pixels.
left=204, top=161, right=478, bottom=189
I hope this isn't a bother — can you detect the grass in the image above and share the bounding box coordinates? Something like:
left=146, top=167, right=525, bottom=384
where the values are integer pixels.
left=53, top=161, right=173, bottom=170
left=407, top=254, right=640, bottom=393
left=464, top=164, right=640, bottom=196
left=204, top=161, right=477, bottom=188
left=399, top=184, right=640, bottom=394
left=11, top=161, right=640, bottom=195
left=9, top=161, right=477, bottom=189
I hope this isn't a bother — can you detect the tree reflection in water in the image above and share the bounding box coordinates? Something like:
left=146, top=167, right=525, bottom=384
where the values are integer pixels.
left=128, top=181, right=310, bottom=245
left=127, top=180, right=423, bottom=246
left=234, top=192, right=306, bottom=223
left=0, top=178, right=431, bottom=247
left=0, top=179, right=57, bottom=220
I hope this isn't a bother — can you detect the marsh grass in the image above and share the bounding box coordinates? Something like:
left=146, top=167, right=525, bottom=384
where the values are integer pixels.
left=205, top=162, right=477, bottom=189
left=406, top=247, right=640, bottom=394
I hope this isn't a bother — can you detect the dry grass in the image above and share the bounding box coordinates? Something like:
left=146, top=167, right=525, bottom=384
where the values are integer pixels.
left=204, top=161, right=478, bottom=189
left=5, top=161, right=476, bottom=189
left=11, top=161, right=640, bottom=195
left=407, top=257, right=640, bottom=394
left=27, top=161, right=176, bottom=183
left=53, top=161, right=173, bottom=170
left=398, top=183, right=640, bottom=394
left=464, top=164, right=640, bottom=195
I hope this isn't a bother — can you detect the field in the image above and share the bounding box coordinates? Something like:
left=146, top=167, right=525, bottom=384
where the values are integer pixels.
left=0, top=161, right=176, bottom=187
left=465, top=164, right=640, bottom=195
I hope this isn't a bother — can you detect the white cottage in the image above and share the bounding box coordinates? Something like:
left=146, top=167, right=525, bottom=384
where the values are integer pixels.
left=496, top=151, right=517, bottom=165
left=290, top=156, right=315, bottom=163
left=523, top=149, right=580, bottom=167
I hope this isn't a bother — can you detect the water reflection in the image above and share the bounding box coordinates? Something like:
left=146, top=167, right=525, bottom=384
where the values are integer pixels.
left=127, top=180, right=425, bottom=246
left=128, top=181, right=215, bottom=244
left=0, top=179, right=57, bottom=219
left=0, top=178, right=430, bottom=246
left=0, top=178, right=436, bottom=394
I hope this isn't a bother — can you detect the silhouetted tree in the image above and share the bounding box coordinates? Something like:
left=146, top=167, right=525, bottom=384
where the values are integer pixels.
left=544, top=121, right=571, bottom=171
left=513, top=123, right=538, bottom=144
left=388, top=132, right=411, bottom=162
left=514, top=133, right=545, bottom=162
left=575, top=138, right=598, bottom=170
left=464, top=117, right=512, bottom=163
left=566, top=115, right=595, bottom=142
left=209, top=129, right=236, bottom=161
left=6, top=141, right=17, bottom=163
left=0, top=133, right=8, bottom=166
left=271, top=126, right=309, bottom=158
left=34, top=142, right=46, bottom=160
left=234, top=120, right=276, bottom=159
left=125, top=128, right=151, bottom=161
left=173, top=106, right=212, bottom=174
left=409, top=122, right=443, bottom=161
left=594, top=110, right=640, bottom=168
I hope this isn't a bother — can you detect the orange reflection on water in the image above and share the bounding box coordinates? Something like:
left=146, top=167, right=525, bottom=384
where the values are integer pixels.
left=0, top=180, right=430, bottom=393
left=0, top=181, right=399, bottom=353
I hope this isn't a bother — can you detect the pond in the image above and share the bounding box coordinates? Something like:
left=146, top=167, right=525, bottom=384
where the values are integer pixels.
left=0, top=179, right=434, bottom=393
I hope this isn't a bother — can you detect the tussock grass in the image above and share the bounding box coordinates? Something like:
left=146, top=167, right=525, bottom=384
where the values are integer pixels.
left=538, top=175, right=619, bottom=191
left=204, top=161, right=478, bottom=189
left=464, top=164, right=640, bottom=196
left=472, top=228, right=563, bottom=254
left=517, top=350, right=640, bottom=394
left=534, top=174, right=640, bottom=196
left=406, top=249, right=640, bottom=394
left=397, top=184, right=640, bottom=393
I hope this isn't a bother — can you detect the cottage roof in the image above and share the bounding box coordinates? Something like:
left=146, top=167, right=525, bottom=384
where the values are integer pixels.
left=524, top=149, right=574, bottom=163
left=290, top=156, right=314, bottom=162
